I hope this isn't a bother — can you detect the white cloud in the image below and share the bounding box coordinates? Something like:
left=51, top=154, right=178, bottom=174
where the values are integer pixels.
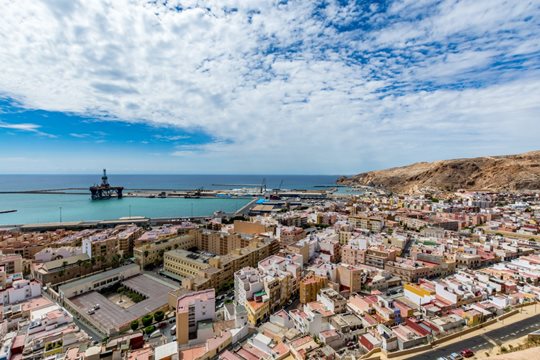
left=0, top=120, right=56, bottom=138
left=0, top=0, right=539, bottom=173
left=69, top=133, right=89, bottom=138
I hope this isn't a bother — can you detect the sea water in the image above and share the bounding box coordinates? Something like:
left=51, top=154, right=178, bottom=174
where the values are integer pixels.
left=0, top=174, right=340, bottom=225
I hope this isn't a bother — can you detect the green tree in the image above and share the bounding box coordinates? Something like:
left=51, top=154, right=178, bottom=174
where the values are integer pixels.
left=154, top=310, right=165, bottom=322
left=144, top=325, right=156, bottom=335
left=142, top=314, right=153, bottom=327
left=130, top=320, right=139, bottom=331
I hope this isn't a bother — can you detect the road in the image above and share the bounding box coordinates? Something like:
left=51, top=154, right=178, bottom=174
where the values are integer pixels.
left=406, top=313, right=540, bottom=360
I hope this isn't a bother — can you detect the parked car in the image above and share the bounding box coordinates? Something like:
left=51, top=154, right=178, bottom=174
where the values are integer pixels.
left=170, top=325, right=176, bottom=336
left=450, top=353, right=463, bottom=360
left=158, top=321, right=167, bottom=329
left=460, top=349, right=474, bottom=358
left=149, top=330, right=161, bottom=338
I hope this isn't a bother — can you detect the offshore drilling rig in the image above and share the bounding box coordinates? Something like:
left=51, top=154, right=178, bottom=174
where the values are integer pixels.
left=89, top=169, right=124, bottom=200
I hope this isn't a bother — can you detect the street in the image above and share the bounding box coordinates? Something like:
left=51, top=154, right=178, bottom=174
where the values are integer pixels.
left=406, top=314, right=540, bottom=360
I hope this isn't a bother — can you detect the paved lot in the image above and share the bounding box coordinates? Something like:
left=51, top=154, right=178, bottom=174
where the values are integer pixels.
left=406, top=313, right=540, bottom=360
left=69, top=274, right=177, bottom=334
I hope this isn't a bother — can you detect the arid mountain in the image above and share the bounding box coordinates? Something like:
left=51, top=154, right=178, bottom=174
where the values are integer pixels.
left=339, top=151, right=540, bottom=194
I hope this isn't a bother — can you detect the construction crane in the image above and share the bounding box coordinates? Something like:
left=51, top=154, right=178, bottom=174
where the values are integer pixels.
left=273, top=179, right=284, bottom=194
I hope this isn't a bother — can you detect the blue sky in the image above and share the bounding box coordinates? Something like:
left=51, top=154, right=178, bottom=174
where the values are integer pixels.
left=0, top=0, right=539, bottom=174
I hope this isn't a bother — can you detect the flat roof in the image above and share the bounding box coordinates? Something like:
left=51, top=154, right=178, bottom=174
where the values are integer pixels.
left=59, top=264, right=140, bottom=293
left=69, top=274, right=178, bottom=333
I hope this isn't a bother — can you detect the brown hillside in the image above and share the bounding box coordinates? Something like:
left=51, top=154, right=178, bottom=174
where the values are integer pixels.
left=338, top=151, right=540, bottom=193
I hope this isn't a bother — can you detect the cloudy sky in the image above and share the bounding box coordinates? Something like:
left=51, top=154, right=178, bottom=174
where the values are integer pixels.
left=0, top=0, right=539, bottom=174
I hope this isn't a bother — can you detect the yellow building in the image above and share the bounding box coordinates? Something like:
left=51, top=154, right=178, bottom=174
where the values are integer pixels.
left=164, top=249, right=214, bottom=278
left=246, top=298, right=269, bottom=325
left=165, top=238, right=279, bottom=292
left=462, top=309, right=483, bottom=326
left=299, top=275, right=327, bottom=304
left=0, top=253, right=23, bottom=274
left=403, top=283, right=435, bottom=305
left=134, top=233, right=196, bottom=268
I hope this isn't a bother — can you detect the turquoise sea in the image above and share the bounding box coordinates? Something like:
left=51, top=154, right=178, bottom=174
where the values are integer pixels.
left=0, top=194, right=252, bottom=225
left=0, top=174, right=340, bottom=225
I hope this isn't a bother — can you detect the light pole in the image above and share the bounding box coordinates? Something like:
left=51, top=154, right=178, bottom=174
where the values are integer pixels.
left=59, top=207, right=62, bottom=223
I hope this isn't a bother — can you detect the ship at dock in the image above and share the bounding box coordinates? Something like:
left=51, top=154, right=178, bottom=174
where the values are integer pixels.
left=89, top=169, right=124, bottom=200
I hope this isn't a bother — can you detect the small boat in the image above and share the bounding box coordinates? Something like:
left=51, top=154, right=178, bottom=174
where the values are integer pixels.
left=0, top=209, right=17, bottom=214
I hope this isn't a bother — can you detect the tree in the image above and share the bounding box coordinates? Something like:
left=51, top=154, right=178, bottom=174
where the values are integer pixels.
left=144, top=325, right=155, bottom=335
left=154, top=310, right=165, bottom=322
left=130, top=320, right=139, bottom=331
left=142, top=314, right=153, bottom=327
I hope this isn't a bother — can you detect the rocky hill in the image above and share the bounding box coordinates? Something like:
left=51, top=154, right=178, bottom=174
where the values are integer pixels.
left=338, top=151, right=540, bottom=194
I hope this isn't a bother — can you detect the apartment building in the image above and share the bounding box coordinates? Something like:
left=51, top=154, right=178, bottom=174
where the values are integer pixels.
left=234, top=267, right=263, bottom=306
left=82, top=236, right=118, bottom=265
left=0, top=253, right=23, bottom=274
left=365, top=247, right=398, bottom=269
left=385, top=257, right=456, bottom=283
left=349, top=216, right=385, bottom=232
left=277, top=214, right=307, bottom=228
left=233, top=220, right=275, bottom=235
left=166, top=238, right=279, bottom=292
left=195, top=230, right=252, bottom=255
left=134, top=233, right=196, bottom=268
left=176, top=289, right=216, bottom=345
left=336, top=264, right=364, bottom=293
left=317, top=288, right=347, bottom=314
left=0, top=279, right=41, bottom=305
left=299, top=274, right=327, bottom=304
left=277, top=226, right=306, bottom=245
left=115, top=225, right=144, bottom=255
left=164, top=250, right=214, bottom=279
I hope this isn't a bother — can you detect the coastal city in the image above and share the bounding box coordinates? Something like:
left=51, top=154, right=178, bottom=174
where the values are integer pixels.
left=2, top=183, right=540, bottom=360
left=2, top=0, right=540, bottom=360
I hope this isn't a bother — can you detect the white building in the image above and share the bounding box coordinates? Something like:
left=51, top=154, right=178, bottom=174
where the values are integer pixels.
left=0, top=279, right=41, bottom=305
left=34, top=247, right=82, bottom=263
left=234, top=267, right=263, bottom=306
